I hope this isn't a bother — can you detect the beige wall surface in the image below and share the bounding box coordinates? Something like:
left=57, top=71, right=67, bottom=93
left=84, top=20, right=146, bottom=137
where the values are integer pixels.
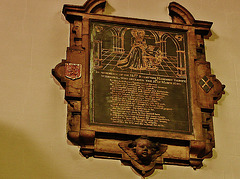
left=0, top=0, right=239, bottom=178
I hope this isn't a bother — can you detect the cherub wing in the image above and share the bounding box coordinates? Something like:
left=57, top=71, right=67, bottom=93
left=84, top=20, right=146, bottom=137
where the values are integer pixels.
left=118, top=140, right=139, bottom=161
left=152, top=144, right=168, bottom=160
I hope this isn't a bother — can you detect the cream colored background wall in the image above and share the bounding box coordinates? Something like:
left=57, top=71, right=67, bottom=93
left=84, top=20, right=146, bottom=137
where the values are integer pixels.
left=0, top=0, right=239, bottom=178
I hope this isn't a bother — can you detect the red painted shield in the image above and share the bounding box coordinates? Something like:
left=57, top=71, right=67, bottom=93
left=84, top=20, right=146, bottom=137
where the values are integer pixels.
left=65, top=63, right=82, bottom=80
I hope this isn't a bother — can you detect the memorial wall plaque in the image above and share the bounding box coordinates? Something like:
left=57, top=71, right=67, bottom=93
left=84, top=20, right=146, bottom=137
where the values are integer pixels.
left=52, top=0, right=225, bottom=177
left=90, top=22, right=192, bottom=134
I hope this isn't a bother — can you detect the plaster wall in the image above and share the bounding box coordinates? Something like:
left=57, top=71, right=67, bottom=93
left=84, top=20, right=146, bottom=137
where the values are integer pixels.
left=0, top=0, right=239, bottom=178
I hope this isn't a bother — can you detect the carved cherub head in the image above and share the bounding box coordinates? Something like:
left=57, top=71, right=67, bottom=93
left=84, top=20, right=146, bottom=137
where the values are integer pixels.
left=132, top=136, right=159, bottom=165
left=119, top=136, right=168, bottom=176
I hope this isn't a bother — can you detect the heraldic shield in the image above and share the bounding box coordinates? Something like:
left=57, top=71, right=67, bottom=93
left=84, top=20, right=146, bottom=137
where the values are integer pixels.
left=65, top=63, right=82, bottom=80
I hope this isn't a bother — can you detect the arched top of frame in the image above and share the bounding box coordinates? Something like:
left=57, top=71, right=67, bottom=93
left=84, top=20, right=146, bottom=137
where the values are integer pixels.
left=63, top=0, right=106, bottom=16
left=168, top=2, right=195, bottom=25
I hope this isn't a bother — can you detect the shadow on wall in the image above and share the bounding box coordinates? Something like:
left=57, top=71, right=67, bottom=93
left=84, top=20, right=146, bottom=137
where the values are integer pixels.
left=205, top=30, right=219, bottom=41
left=0, top=122, right=66, bottom=179
left=103, top=1, right=116, bottom=15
